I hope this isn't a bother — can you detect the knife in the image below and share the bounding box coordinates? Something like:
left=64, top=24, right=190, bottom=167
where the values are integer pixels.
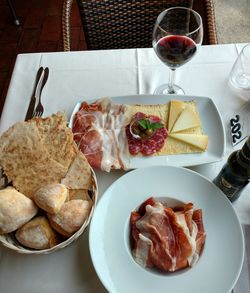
left=25, top=66, right=44, bottom=121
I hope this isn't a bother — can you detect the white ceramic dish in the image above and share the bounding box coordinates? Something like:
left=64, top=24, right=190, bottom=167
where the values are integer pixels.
left=69, top=94, right=226, bottom=169
left=89, top=165, right=244, bottom=293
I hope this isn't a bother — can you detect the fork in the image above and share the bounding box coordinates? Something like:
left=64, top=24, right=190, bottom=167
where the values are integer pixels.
left=33, top=67, right=49, bottom=117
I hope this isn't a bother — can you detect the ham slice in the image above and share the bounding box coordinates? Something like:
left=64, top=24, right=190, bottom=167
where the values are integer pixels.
left=130, top=198, right=206, bottom=272
left=72, top=98, right=129, bottom=171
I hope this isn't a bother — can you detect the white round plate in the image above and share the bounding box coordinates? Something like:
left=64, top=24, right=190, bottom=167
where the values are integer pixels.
left=89, top=166, right=244, bottom=293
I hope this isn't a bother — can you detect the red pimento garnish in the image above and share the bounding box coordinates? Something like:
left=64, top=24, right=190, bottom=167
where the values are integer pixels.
left=126, top=112, right=168, bottom=156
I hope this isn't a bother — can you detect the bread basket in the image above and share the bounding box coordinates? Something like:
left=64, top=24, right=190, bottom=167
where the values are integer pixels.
left=0, top=167, right=98, bottom=254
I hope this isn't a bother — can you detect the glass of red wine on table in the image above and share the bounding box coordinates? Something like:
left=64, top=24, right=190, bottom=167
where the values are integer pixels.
left=152, top=7, right=203, bottom=95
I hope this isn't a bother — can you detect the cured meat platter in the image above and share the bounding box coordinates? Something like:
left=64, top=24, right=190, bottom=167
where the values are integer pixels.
left=69, top=95, right=226, bottom=171
left=89, top=165, right=244, bottom=293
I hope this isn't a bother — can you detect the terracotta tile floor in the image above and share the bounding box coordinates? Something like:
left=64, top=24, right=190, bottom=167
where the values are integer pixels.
left=0, top=0, right=86, bottom=117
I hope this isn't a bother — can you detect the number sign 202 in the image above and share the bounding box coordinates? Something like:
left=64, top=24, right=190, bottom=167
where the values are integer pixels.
left=230, top=114, right=243, bottom=145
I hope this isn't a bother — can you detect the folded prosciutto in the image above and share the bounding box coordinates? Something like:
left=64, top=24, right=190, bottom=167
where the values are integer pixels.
left=130, top=197, right=206, bottom=272
left=72, top=98, right=169, bottom=171
left=72, top=98, right=129, bottom=171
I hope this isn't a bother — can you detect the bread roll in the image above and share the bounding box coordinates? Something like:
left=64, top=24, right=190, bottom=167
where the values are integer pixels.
left=15, top=216, right=59, bottom=249
left=0, top=187, right=38, bottom=234
left=34, top=183, right=68, bottom=214
left=48, top=200, right=90, bottom=237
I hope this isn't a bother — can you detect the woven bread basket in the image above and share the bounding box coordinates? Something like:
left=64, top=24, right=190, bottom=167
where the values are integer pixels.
left=0, top=167, right=98, bottom=254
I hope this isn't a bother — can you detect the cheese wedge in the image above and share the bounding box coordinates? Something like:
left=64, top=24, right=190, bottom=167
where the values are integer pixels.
left=171, top=105, right=201, bottom=133
left=168, top=100, right=186, bottom=131
left=169, top=133, right=208, bottom=151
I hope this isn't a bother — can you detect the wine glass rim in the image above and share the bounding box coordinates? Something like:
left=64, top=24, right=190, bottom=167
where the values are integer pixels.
left=156, top=6, right=203, bottom=37
left=241, top=44, right=250, bottom=59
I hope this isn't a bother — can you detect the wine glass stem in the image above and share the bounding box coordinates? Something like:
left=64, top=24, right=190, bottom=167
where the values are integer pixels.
left=168, top=68, right=176, bottom=94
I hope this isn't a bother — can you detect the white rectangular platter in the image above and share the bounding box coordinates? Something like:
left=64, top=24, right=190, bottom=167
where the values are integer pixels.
left=69, top=94, right=226, bottom=169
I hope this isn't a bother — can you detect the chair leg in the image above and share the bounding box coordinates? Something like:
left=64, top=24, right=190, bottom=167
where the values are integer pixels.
left=62, top=0, right=73, bottom=51
left=6, top=0, right=21, bottom=26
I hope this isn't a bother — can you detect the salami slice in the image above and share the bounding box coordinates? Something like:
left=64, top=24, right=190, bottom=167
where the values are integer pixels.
left=126, top=112, right=168, bottom=156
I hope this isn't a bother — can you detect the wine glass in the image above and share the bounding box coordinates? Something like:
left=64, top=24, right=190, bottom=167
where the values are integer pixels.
left=152, top=7, right=203, bottom=95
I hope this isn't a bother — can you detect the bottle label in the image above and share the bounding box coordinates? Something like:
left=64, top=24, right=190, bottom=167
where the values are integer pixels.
left=214, top=176, right=242, bottom=199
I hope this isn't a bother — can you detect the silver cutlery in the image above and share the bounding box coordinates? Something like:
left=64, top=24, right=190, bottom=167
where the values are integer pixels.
left=1, top=67, right=47, bottom=191
left=24, top=66, right=44, bottom=121
left=33, top=67, right=49, bottom=118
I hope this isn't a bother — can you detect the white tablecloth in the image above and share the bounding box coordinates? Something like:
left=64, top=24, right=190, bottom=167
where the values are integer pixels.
left=0, top=44, right=249, bottom=293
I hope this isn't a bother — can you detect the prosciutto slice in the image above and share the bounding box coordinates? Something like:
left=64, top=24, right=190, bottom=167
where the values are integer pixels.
left=130, top=197, right=206, bottom=272
left=72, top=98, right=129, bottom=171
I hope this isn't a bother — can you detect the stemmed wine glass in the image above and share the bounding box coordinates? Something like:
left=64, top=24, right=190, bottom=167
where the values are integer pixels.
left=152, top=7, right=203, bottom=95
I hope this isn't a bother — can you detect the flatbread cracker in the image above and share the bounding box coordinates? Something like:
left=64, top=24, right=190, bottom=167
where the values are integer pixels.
left=0, top=121, right=68, bottom=198
left=61, top=151, right=92, bottom=190
left=69, top=189, right=92, bottom=203
left=31, top=112, right=78, bottom=169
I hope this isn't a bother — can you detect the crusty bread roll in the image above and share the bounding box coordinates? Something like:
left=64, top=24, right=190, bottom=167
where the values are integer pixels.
left=0, top=186, right=38, bottom=234
left=48, top=200, right=90, bottom=237
left=15, top=216, right=59, bottom=249
left=33, top=183, right=68, bottom=214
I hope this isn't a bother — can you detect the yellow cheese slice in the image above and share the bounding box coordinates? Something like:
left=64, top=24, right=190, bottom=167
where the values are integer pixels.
left=168, top=100, right=186, bottom=131
left=169, top=133, right=208, bottom=151
left=171, top=105, right=201, bottom=133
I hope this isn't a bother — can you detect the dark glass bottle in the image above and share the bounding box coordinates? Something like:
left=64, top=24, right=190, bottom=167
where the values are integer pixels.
left=213, top=136, right=250, bottom=202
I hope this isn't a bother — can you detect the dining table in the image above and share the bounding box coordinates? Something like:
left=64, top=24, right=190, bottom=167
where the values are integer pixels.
left=0, top=43, right=249, bottom=293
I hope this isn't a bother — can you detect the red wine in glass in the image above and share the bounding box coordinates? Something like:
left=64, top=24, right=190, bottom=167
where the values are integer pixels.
left=152, top=7, right=203, bottom=94
left=155, top=35, right=197, bottom=68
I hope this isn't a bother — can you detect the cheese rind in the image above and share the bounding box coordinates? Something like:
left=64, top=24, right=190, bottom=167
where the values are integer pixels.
left=169, top=133, right=208, bottom=151
left=168, top=100, right=186, bottom=131
left=171, top=105, right=201, bottom=133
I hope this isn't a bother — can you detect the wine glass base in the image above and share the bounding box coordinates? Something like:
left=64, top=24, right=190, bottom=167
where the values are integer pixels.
left=153, top=84, right=185, bottom=95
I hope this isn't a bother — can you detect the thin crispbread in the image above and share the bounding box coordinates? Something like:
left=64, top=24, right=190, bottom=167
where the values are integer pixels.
left=69, top=189, right=92, bottom=203
left=0, top=121, right=68, bottom=198
left=31, top=112, right=78, bottom=170
left=61, top=151, right=92, bottom=190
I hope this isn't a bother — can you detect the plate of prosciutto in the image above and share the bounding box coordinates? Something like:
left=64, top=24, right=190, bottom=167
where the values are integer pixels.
left=89, top=165, right=244, bottom=293
left=69, top=95, right=226, bottom=172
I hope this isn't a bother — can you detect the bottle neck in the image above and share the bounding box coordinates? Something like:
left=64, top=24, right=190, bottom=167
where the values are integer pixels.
left=238, top=137, right=250, bottom=167
left=236, top=138, right=250, bottom=170
left=236, top=152, right=249, bottom=170
left=242, top=136, right=250, bottom=157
